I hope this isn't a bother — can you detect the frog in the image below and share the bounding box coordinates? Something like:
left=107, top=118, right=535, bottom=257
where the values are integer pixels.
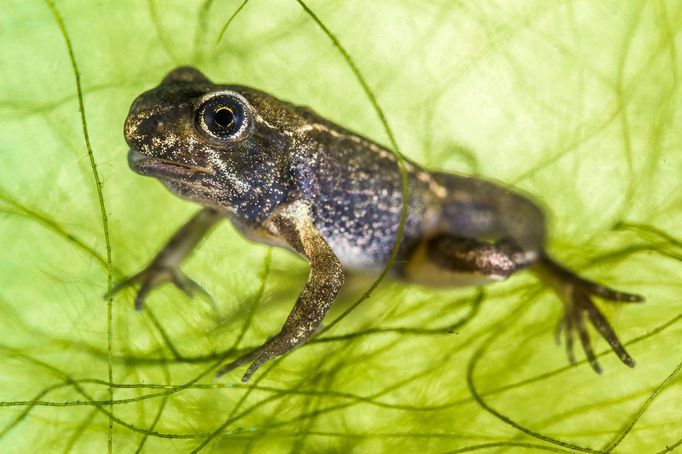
left=117, top=66, right=644, bottom=382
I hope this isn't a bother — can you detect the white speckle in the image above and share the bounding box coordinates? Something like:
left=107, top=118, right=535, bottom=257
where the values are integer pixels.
left=207, top=151, right=249, bottom=194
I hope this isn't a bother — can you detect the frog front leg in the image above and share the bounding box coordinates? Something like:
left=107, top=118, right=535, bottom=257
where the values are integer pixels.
left=216, top=202, right=344, bottom=382
left=111, top=207, right=223, bottom=309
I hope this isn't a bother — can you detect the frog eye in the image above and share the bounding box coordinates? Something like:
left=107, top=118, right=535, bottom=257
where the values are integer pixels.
left=196, top=94, right=249, bottom=140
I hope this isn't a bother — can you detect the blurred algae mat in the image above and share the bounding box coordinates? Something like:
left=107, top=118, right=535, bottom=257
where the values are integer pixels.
left=1, top=0, right=681, bottom=452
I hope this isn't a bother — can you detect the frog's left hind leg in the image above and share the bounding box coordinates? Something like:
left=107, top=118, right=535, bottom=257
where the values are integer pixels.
left=533, top=255, right=644, bottom=373
left=403, top=234, right=644, bottom=373
left=401, top=235, right=537, bottom=287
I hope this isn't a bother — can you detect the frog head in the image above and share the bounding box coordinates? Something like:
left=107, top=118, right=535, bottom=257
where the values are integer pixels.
left=124, top=66, right=302, bottom=223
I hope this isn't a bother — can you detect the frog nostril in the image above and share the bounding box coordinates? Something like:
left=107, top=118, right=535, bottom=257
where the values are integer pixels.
left=135, top=118, right=170, bottom=145
left=149, top=118, right=166, bottom=133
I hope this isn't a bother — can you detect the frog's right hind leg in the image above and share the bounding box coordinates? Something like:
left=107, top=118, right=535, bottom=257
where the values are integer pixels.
left=110, top=207, right=224, bottom=310
left=532, top=255, right=644, bottom=373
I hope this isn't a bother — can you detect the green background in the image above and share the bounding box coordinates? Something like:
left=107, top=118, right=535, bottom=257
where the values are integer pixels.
left=1, top=0, right=681, bottom=452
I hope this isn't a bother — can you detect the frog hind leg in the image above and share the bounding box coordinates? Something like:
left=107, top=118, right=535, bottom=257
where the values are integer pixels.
left=401, top=234, right=537, bottom=288
left=532, top=255, right=644, bottom=373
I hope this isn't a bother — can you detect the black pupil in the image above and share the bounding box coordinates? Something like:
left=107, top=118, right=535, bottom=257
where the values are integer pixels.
left=200, top=97, right=244, bottom=138
left=213, top=106, right=234, bottom=129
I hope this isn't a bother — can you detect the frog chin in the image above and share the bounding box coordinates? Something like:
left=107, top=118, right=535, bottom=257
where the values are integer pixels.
left=161, top=179, right=232, bottom=214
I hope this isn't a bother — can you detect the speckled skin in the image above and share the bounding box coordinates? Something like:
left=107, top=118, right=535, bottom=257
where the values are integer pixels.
left=119, top=67, right=644, bottom=381
left=125, top=68, right=543, bottom=273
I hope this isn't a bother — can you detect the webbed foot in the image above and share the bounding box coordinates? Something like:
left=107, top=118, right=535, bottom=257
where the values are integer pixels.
left=111, top=262, right=213, bottom=310
left=108, top=208, right=222, bottom=310
left=215, top=341, right=278, bottom=383
left=536, top=255, right=644, bottom=373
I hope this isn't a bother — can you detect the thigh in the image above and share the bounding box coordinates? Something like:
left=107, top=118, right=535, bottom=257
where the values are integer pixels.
left=400, top=235, right=533, bottom=288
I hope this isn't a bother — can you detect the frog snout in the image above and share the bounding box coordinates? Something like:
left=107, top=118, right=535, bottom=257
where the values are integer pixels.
left=124, top=111, right=166, bottom=148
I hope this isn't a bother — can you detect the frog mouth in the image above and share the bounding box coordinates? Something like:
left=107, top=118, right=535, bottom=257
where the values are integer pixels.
left=128, top=149, right=210, bottom=181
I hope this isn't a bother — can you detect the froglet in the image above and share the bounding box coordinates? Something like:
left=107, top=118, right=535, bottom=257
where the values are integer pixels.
left=118, top=67, right=643, bottom=382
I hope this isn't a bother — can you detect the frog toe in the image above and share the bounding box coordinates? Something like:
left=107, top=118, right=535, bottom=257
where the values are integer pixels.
left=557, top=314, right=576, bottom=365
left=170, top=272, right=216, bottom=309
left=580, top=289, right=636, bottom=368
left=556, top=285, right=635, bottom=372
left=572, top=292, right=603, bottom=373
left=111, top=264, right=211, bottom=311
left=214, top=347, right=265, bottom=382
left=111, top=266, right=169, bottom=310
left=578, top=279, right=644, bottom=303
